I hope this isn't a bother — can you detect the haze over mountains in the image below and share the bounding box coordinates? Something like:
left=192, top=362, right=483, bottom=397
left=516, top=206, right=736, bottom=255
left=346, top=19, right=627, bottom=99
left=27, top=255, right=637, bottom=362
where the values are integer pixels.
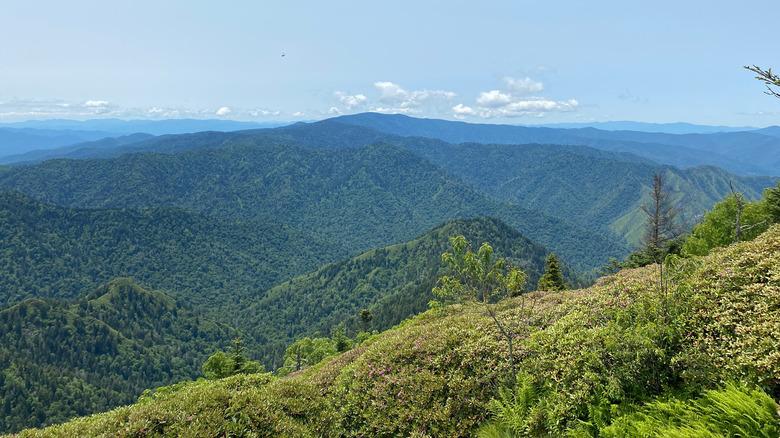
left=2, top=112, right=779, bottom=433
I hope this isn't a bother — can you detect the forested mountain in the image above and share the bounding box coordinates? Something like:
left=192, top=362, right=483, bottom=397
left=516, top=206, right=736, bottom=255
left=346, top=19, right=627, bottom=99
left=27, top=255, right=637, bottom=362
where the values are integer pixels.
left=235, top=216, right=581, bottom=368
left=0, top=278, right=237, bottom=434
left=331, top=113, right=780, bottom=175
left=0, top=144, right=627, bottom=272
left=387, top=140, right=776, bottom=243
left=3, top=115, right=774, bottom=261
left=239, top=120, right=778, bottom=244
left=0, top=191, right=340, bottom=318
left=17, top=226, right=780, bottom=437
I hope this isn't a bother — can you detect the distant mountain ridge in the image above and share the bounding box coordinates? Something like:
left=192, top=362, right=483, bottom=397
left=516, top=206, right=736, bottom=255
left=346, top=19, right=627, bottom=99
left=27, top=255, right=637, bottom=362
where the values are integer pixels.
left=4, top=114, right=779, bottom=176
left=330, top=113, right=780, bottom=175
left=0, top=119, right=290, bottom=160
left=2, top=116, right=774, bottom=264
left=534, top=120, right=758, bottom=134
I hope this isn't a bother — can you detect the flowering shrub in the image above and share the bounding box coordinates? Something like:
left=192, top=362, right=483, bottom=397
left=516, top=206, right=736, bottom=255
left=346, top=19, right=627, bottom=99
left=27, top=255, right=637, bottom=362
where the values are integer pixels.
left=16, top=226, right=780, bottom=437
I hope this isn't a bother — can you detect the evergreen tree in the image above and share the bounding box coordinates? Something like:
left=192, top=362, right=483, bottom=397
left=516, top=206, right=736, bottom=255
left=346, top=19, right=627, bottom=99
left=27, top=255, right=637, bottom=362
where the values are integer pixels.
left=762, top=182, right=780, bottom=224
left=359, top=308, right=373, bottom=333
left=202, top=338, right=264, bottom=379
left=537, top=254, right=567, bottom=291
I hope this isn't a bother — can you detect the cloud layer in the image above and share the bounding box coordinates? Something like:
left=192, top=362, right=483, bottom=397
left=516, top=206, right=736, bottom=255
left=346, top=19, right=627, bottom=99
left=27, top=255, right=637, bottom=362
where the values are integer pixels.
left=330, top=76, right=578, bottom=121
left=0, top=98, right=295, bottom=121
left=1, top=75, right=578, bottom=122
left=331, top=82, right=457, bottom=116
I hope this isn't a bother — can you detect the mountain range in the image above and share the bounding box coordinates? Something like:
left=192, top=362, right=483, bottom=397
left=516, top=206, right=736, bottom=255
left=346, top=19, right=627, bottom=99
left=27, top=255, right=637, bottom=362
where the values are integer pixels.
left=2, top=112, right=780, bottom=433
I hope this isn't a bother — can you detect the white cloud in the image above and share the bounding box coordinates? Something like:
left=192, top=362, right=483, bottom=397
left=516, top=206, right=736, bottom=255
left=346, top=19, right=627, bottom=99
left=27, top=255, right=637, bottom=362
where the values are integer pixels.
left=476, top=90, right=513, bottom=108
left=334, top=91, right=368, bottom=110
left=371, top=82, right=456, bottom=113
left=328, top=107, right=343, bottom=115
left=216, top=106, right=232, bottom=116
left=372, top=107, right=419, bottom=115
left=84, top=100, right=109, bottom=107
left=292, top=111, right=304, bottom=117
left=504, top=77, right=544, bottom=95
left=249, top=109, right=281, bottom=117
left=375, top=81, right=409, bottom=102
left=453, top=77, right=578, bottom=120
left=452, top=103, right=478, bottom=120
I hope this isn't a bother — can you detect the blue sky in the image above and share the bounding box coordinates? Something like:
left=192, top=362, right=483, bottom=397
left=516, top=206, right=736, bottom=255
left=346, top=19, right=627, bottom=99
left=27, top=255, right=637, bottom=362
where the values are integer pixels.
left=1, top=0, right=777, bottom=126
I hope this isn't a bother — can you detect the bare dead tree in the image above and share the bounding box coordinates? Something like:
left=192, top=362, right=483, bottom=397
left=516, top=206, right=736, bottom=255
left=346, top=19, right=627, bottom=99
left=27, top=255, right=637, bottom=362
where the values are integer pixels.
left=729, top=181, right=767, bottom=243
left=640, top=173, right=682, bottom=257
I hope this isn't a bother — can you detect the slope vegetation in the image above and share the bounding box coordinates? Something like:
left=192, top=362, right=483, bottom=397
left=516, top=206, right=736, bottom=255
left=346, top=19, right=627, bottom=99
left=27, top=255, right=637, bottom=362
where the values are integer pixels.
left=16, top=224, right=780, bottom=437
left=236, top=217, right=581, bottom=367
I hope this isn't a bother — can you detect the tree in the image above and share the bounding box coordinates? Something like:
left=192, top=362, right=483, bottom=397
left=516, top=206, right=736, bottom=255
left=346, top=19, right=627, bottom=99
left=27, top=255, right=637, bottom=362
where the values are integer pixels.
left=277, top=337, right=337, bottom=377
left=537, top=254, right=567, bottom=291
left=682, top=193, right=770, bottom=257
left=331, top=326, right=353, bottom=353
left=202, top=351, right=232, bottom=379
left=432, top=236, right=527, bottom=384
left=639, top=173, right=681, bottom=262
left=762, top=182, right=780, bottom=223
left=202, top=338, right=264, bottom=379
left=744, top=65, right=780, bottom=99
left=359, top=308, right=373, bottom=333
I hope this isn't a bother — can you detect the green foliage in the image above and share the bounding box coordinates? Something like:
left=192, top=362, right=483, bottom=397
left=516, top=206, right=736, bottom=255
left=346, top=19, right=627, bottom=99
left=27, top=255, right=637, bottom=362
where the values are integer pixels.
left=203, top=338, right=264, bottom=379
left=537, top=253, right=567, bottom=291
left=477, top=373, right=552, bottom=437
left=0, top=142, right=631, bottom=273
left=763, top=181, right=780, bottom=223
left=15, top=217, right=780, bottom=438
left=433, top=235, right=526, bottom=305
left=276, top=337, right=338, bottom=377
left=682, top=193, right=770, bottom=256
left=240, top=217, right=570, bottom=369
left=601, top=383, right=780, bottom=437
left=0, top=190, right=337, bottom=318
left=16, top=221, right=780, bottom=437
left=0, top=278, right=238, bottom=434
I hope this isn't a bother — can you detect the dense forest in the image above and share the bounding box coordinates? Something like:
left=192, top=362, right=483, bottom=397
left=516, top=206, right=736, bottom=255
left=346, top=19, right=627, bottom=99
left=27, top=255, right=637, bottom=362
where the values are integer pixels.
left=234, top=217, right=582, bottom=367
left=12, top=224, right=780, bottom=437
left=0, top=278, right=236, bottom=432
left=0, top=142, right=627, bottom=273
left=0, top=190, right=339, bottom=316
left=2, top=113, right=780, bottom=434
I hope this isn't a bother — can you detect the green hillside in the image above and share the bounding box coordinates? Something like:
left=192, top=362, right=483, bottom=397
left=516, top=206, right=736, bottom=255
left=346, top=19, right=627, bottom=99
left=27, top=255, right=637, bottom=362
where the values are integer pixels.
left=268, top=122, right=776, bottom=245
left=237, top=121, right=778, bottom=246
left=15, top=224, right=780, bottom=437
left=0, top=278, right=237, bottom=434
left=5, top=118, right=774, bottom=252
left=0, top=191, right=340, bottom=319
left=0, top=143, right=628, bottom=272
left=236, top=217, right=582, bottom=368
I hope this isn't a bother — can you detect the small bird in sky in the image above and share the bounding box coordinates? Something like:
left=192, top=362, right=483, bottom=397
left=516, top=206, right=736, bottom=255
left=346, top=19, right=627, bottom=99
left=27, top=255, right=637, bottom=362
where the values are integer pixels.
left=281, top=53, right=286, bottom=57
